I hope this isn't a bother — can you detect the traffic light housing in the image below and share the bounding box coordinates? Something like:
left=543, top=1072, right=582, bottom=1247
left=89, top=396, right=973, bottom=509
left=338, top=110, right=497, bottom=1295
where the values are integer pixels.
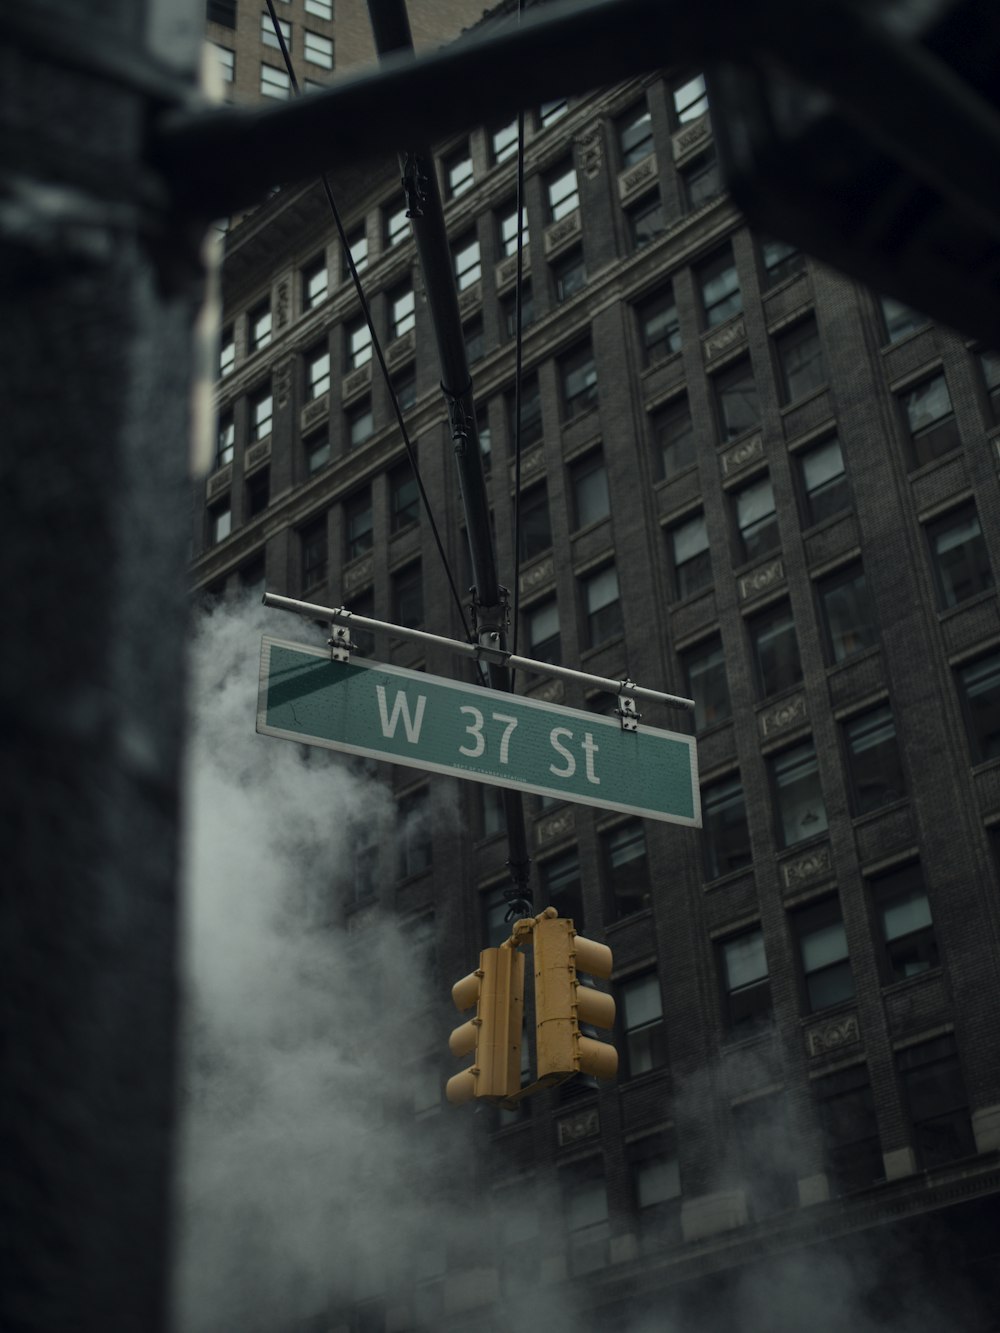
left=446, top=944, right=525, bottom=1105
left=533, top=913, right=617, bottom=1083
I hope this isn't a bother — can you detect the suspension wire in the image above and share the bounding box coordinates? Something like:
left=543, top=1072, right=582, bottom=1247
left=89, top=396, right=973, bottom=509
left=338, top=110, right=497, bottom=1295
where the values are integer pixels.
left=262, top=0, right=472, bottom=641
left=509, top=0, right=527, bottom=681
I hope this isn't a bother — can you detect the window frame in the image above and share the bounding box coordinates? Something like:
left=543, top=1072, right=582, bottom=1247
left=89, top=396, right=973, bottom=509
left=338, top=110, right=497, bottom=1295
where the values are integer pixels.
left=816, top=562, right=877, bottom=665
left=570, top=451, right=610, bottom=530
left=791, top=895, right=853, bottom=1014
left=698, top=246, right=741, bottom=328
left=682, top=634, right=731, bottom=732
left=303, top=28, right=333, bottom=68
left=747, top=598, right=802, bottom=700
left=668, top=511, right=712, bottom=601
left=345, top=397, right=373, bottom=448
left=560, top=342, right=599, bottom=420
left=546, top=162, right=579, bottom=222
left=701, top=771, right=752, bottom=881
left=842, top=701, right=906, bottom=816
left=899, top=371, right=960, bottom=470
left=618, top=971, right=666, bottom=1078
left=925, top=500, right=994, bottom=609
left=869, top=861, right=938, bottom=983
left=581, top=563, right=623, bottom=647
left=770, top=737, right=829, bottom=849
left=775, top=315, right=826, bottom=404
left=637, top=286, right=681, bottom=365
left=601, top=819, right=650, bottom=920
left=718, top=926, right=772, bottom=1035
left=955, top=649, right=1000, bottom=763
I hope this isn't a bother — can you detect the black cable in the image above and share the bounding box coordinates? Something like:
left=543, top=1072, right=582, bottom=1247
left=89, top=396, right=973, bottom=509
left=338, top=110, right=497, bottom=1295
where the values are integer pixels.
left=509, top=0, right=527, bottom=679
left=262, top=0, right=472, bottom=641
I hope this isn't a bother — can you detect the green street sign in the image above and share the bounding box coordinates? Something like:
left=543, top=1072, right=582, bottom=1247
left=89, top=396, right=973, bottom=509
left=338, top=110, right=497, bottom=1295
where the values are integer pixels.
left=257, top=637, right=701, bottom=827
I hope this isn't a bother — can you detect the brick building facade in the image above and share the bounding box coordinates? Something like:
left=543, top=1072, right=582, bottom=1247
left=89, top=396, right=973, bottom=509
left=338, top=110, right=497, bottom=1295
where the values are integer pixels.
left=191, top=15, right=1000, bottom=1330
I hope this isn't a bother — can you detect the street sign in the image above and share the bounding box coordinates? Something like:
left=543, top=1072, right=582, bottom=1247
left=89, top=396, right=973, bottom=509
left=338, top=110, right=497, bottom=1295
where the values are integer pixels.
left=257, top=637, right=701, bottom=827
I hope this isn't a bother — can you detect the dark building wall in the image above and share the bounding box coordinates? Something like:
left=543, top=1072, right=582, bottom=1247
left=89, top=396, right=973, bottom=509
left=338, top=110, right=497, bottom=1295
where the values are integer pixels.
left=190, top=61, right=1000, bottom=1331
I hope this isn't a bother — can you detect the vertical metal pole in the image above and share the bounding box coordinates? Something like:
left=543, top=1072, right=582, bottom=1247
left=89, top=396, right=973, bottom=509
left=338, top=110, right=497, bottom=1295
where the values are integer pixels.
left=0, top=3, right=202, bottom=1328
left=366, top=0, right=533, bottom=911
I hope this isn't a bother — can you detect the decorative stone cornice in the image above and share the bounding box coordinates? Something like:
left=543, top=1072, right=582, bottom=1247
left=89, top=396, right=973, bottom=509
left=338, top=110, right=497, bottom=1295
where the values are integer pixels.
left=720, top=432, right=764, bottom=479
left=343, top=555, right=373, bottom=595
left=342, top=362, right=371, bottom=402
left=543, top=209, right=582, bottom=257
left=672, top=112, right=712, bottom=163
left=536, top=805, right=574, bottom=845
left=245, top=438, right=271, bottom=474
left=703, top=315, right=747, bottom=363
left=386, top=328, right=415, bottom=366
left=780, top=843, right=833, bottom=891
left=738, top=558, right=784, bottom=602
left=805, top=1012, right=861, bottom=1057
left=300, top=393, right=329, bottom=433
left=495, top=247, right=531, bottom=293
left=274, top=356, right=293, bottom=409
left=556, top=1105, right=600, bottom=1147
left=617, top=153, right=658, bottom=204
left=206, top=463, right=232, bottom=499
left=575, top=121, right=604, bottom=180
left=759, top=692, right=807, bottom=738
left=519, top=554, right=555, bottom=596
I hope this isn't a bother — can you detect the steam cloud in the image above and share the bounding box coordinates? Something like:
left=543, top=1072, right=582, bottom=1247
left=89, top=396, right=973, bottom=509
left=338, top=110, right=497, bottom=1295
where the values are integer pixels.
left=172, top=597, right=966, bottom=1333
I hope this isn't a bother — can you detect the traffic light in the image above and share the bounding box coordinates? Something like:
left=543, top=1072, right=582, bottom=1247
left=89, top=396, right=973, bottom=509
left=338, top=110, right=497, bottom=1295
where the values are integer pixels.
left=446, top=943, right=525, bottom=1105
left=533, top=912, right=617, bottom=1083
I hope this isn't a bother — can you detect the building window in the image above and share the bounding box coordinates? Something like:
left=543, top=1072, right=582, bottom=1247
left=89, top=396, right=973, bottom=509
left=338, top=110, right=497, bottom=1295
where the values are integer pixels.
left=682, top=634, right=730, bottom=731
left=652, top=397, right=695, bottom=479
left=680, top=147, right=722, bottom=212
left=669, top=511, right=712, bottom=600
left=300, top=516, right=327, bottom=591
left=637, top=286, right=680, bottom=364
left=444, top=144, right=473, bottom=198
left=383, top=201, right=409, bottom=249
left=793, top=896, right=853, bottom=1012
left=844, top=702, right=905, bottom=815
left=560, top=343, right=598, bottom=419
left=526, top=598, right=560, bottom=666
left=776, top=316, right=826, bottom=403
left=955, top=649, right=1000, bottom=763
left=733, top=472, right=779, bottom=562
left=304, top=430, right=329, bottom=474
left=392, top=562, right=423, bottom=629
left=452, top=233, right=481, bottom=291
left=476, top=404, right=491, bottom=474
left=539, top=848, right=582, bottom=926
left=570, top=452, right=609, bottom=529
left=506, top=374, right=543, bottom=449
left=248, top=299, right=272, bottom=352
left=305, top=0, right=332, bottom=17
left=601, top=820, right=649, bottom=919
left=749, top=600, right=801, bottom=698
left=702, top=773, right=752, bottom=880
left=629, top=1134, right=681, bottom=1246
left=546, top=163, right=579, bottom=222
left=817, top=562, right=877, bottom=664
left=261, top=14, right=291, bottom=49
left=816, top=1065, right=883, bottom=1194
left=561, top=1160, right=609, bottom=1275
left=343, top=224, right=367, bottom=277
left=397, top=787, right=431, bottom=878
left=497, top=201, right=528, bottom=257
left=219, top=324, right=235, bottom=377
left=390, top=284, right=415, bottom=339
left=626, top=191, right=666, bottom=250
left=582, top=565, right=623, bottom=645
left=713, top=358, right=760, bottom=441
left=209, top=501, right=231, bottom=545
left=259, top=63, right=291, bottom=99
left=900, top=372, right=960, bottom=469
left=760, top=236, right=804, bottom=287
left=517, top=483, right=552, bottom=561
left=347, top=588, right=375, bottom=656
left=620, top=972, right=666, bottom=1077
left=475, top=784, right=505, bottom=841
left=211, top=43, right=235, bottom=81
left=392, top=367, right=416, bottom=412
left=246, top=468, right=269, bottom=518
left=216, top=411, right=234, bottom=467
left=491, top=119, right=518, bottom=163
left=208, top=0, right=237, bottom=26
left=304, top=29, right=333, bottom=67
left=870, top=861, right=938, bottom=982
left=390, top=460, right=419, bottom=531
left=346, top=317, right=372, bottom=369
left=501, top=283, right=534, bottom=339
left=302, top=253, right=327, bottom=310
left=344, top=489, right=373, bottom=562
left=926, top=501, right=993, bottom=609
left=732, top=1092, right=797, bottom=1219
left=798, top=436, right=848, bottom=526
left=306, top=344, right=330, bottom=400
left=250, top=385, right=273, bottom=440
left=672, top=71, right=708, bottom=124
left=880, top=295, right=926, bottom=344
left=771, top=739, right=828, bottom=848
left=980, top=349, right=1000, bottom=421
left=553, top=246, right=586, bottom=303
left=897, top=1034, right=975, bottom=1168
left=346, top=398, right=373, bottom=447
left=539, top=99, right=568, bottom=128
left=718, top=927, right=771, bottom=1033
left=698, top=246, right=741, bottom=328
left=618, top=101, right=653, bottom=166
left=464, top=315, right=484, bottom=364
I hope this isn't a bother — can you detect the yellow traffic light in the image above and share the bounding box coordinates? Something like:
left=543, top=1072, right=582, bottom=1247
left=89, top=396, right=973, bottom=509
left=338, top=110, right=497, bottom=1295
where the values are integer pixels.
left=533, top=912, right=618, bottom=1083
left=446, top=943, right=525, bottom=1105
